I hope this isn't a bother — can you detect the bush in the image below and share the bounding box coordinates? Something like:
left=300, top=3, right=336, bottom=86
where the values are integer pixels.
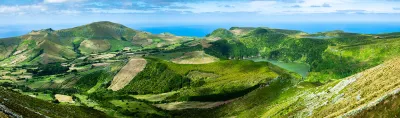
left=36, top=63, right=68, bottom=76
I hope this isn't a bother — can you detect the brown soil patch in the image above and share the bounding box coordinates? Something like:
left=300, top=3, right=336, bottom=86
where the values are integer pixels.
left=79, top=40, right=110, bottom=54
left=55, top=94, right=74, bottom=103
left=108, top=58, right=147, bottom=91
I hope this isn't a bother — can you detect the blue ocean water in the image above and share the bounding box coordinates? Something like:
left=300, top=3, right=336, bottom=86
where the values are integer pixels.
left=136, top=22, right=400, bottom=37
left=136, top=26, right=219, bottom=37
left=1, top=22, right=400, bottom=38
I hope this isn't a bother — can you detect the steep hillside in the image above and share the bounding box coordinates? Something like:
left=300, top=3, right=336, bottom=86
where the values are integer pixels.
left=120, top=57, right=300, bottom=101
left=0, top=37, right=21, bottom=60
left=173, top=58, right=400, bottom=118
left=204, top=27, right=400, bottom=82
left=205, top=27, right=328, bottom=63
left=0, top=21, right=191, bottom=66
left=0, top=87, right=109, bottom=118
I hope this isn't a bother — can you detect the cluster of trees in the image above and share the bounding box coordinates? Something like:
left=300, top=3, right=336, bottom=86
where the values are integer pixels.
left=30, top=63, right=69, bottom=76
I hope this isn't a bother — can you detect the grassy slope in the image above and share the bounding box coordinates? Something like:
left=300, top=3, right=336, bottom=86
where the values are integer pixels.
left=0, top=87, right=109, bottom=118
left=205, top=27, right=400, bottom=82
left=171, top=70, right=300, bottom=118
left=0, top=21, right=190, bottom=65
left=308, top=36, right=400, bottom=82
left=174, top=58, right=400, bottom=118
left=0, top=37, right=21, bottom=60
left=308, top=58, right=400, bottom=117
left=353, top=92, right=400, bottom=118
left=121, top=57, right=300, bottom=102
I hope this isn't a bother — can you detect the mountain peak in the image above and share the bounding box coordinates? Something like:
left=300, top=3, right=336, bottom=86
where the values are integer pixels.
left=207, top=28, right=234, bottom=39
left=84, top=21, right=128, bottom=28
left=31, top=28, right=54, bottom=33
left=89, top=21, right=122, bottom=25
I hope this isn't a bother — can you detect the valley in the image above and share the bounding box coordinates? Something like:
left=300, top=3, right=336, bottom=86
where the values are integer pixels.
left=0, top=21, right=400, bottom=117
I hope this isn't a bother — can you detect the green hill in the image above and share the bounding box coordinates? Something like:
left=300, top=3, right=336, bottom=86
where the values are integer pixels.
left=173, top=58, right=400, bottom=118
left=0, top=21, right=191, bottom=66
left=120, top=57, right=301, bottom=101
left=204, top=27, right=400, bottom=82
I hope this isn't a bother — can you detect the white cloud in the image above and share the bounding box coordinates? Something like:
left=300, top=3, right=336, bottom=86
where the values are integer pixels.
left=1, top=0, right=400, bottom=16
left=58, top=10, right=81, bottom=14
left=161, top=0, right=400, bottom=14
left=44, top=0, right=85, bottom=3
left=88, top=8, right=155, bottom=14
left=0, top=5, right=47, bottom=14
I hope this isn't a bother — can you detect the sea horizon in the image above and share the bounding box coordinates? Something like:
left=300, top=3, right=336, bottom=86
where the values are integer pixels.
left=1, top=22, right=400, bottom=38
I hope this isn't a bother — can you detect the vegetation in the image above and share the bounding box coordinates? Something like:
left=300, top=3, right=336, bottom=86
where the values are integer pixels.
left=75, top=70, right=112, bottom=92
left=0, top=21, right=191, bottom=66
left=1, top=22, right=400, bottom=118
left=120, top=58, right=190, bottom=94
left=204, top=27, right=400, bottom=83
left=35, top=63, right=69, bottom=76
left=0, top=87, right=109, bottom=118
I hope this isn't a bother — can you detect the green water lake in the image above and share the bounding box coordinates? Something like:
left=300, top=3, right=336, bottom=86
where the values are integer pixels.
left=248, top=58, right=310, bottom=77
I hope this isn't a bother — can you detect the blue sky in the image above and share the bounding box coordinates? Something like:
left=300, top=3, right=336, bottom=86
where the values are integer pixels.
left=0, top=0, right=400, bottom=26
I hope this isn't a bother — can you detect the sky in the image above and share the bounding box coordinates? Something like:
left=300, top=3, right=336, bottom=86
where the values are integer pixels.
left=0, top=0, right=400, bottom=26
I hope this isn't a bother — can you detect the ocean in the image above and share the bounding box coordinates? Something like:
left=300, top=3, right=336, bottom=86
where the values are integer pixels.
left=1, top=22, right=400, bottom=38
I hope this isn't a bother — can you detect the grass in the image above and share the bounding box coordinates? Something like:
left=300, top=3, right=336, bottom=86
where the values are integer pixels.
left=170, top=51, right=219, bottom=64
left=308, top=37, right=400, bottom=82
left=74, top=94, right=99, bottom=107
left=26, top=75, right=55, bottom=88
left=0, top=87, right=110, bottom=118
left=155, top=101, right=229, bottom=110
left=118, top=57, right=299, bottom=103
left=171, top=73, right=299, bottom=118
left=353, top=92, right=400, bottom=118
left=108, top=40, right=139, bottom=52
left=79, top=39, right=111, bottom=55
left=130, top=57, right=298, bottom=102
left=0, top=37, right=21, bottom=60
left=22, top=92, right=54, bottom=101
left=204, top=27, right=400, bottom=84
left=109, top=100, right=165, bottom=116
left=310, top=58, right=400, bottom=117
left=131, top=91, right=178, bottom=102
left=166, top=59, right=280, bottom=96
left=179, top=58, right=400, bottom=118
left=0, top=79, right=13, bottom=83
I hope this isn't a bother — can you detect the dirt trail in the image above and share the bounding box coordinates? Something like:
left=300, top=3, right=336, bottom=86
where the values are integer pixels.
left=108, top=58, right=147, bottom=91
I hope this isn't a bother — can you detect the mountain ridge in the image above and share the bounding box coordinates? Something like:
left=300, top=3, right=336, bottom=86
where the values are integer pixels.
left=0, top=21, right=191, bottom=66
